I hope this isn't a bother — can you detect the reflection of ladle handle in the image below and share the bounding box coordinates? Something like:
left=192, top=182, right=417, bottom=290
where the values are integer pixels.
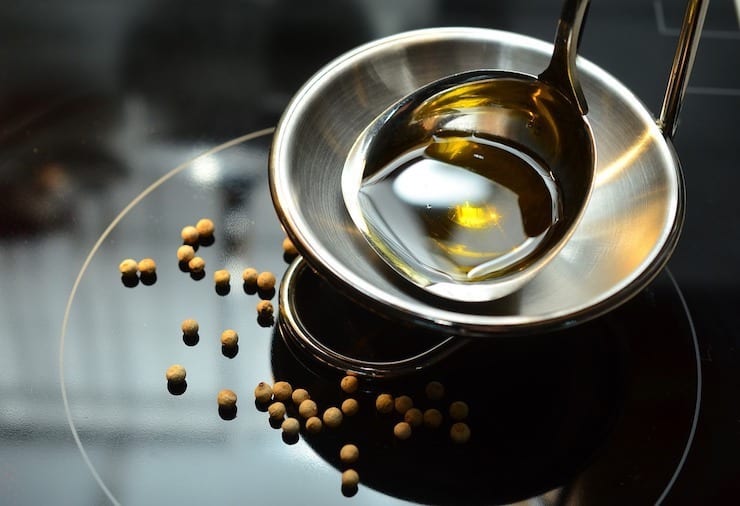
left=539, top=0, right=591, bottom=116
left=658, top=0, right=709, bottom=139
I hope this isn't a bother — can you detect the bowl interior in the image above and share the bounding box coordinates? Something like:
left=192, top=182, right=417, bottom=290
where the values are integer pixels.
left=269, top=27, right=683, bottom=336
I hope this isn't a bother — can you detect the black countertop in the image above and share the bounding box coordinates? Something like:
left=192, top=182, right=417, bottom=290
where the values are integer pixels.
left=1, top=1, right=739, bottom=504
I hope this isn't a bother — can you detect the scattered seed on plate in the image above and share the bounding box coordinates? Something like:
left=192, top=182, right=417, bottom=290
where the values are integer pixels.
left=273, top=381, right=293, bottom=402
left=340, top=444, right=359, bottom=464
left=305, top=416, right=323, bottom=434
left=181, top=318, right=199, bottom=336
left=282, top=237, right=299, bottom=259
left=449, top=401, right=469, bottom=421
left=165, top=364, right=186, bottom=383
left=181, top=225, right=199, bottom=245
left=450, top=422, right=471, bottom=443
left=119, top=258, right=138, bottom=277
left=254, top=382, right=273, bottom=403
left=282, top=417, right=300, bottom=437
left=404, top=408, right=423, bottom=428
left=268, top=401, right=286, bottom=420
left=425, top=381, right=445, bottom=401
left=220, top=329, right=238, bottom=347
left=423, top=408, right=443, bottom=429
left=214, top=269, right=230, bottom=286
left=188, top=256, right=205, bottom=273
left=292, top=388, right=310, bottom=405
left=195, top=218, right=215, bottom=238
left=394, top=395, right=413, bottom=415
left=242, top=267, right=259, bottom=287
left=341, top=398, right=359, bottom=416
left=375, top=394, right=394, bottom=414
left=341, top=469, right=360, bottom=488
left=342, top=469, right=360, bottom=487
left=323, top=407, right=343, bottom=428
left=256, top=300, right=274, bottom=319
left=217, top=389, right=237, bottom=408
left=257, top=271, right=276, bottom=291
left=137, top=258, right=156, bottom=275
left=340, top=375, right=359, bottom=394
left=299, top=399, right=318, bottom=418
left=393, top=421, right=412, bottom=440
left=176, top=245, right=195, bottom=263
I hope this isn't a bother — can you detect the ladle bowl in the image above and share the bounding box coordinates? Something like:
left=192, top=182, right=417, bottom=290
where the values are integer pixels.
left=270, top=4, right=704, bottom=336
left=342, top=0, right=594, bottom=302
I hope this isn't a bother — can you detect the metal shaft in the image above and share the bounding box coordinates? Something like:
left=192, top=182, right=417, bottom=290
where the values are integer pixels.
left=658, top=0, right=710, bottom=139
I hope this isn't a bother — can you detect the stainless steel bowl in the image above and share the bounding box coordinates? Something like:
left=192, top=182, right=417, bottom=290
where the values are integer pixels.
left=269, top=27, right=685, bottom=337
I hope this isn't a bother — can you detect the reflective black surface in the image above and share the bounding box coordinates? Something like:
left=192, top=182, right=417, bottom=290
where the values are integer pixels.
left=1, top=0, right=739, bottom=504
left=274, top=265, right=698, bottom=505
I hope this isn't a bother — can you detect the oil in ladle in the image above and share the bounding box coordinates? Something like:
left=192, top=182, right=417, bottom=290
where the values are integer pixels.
left=356, top=129, right=562, bottom=283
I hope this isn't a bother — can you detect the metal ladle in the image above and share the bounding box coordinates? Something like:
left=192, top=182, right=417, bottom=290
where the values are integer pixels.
left=342, top=0, right=594, bottom=302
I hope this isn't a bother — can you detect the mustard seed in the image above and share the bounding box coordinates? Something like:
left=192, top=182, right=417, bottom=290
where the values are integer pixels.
left=449, top=401, right=469, bottom=421
left=254, top=381, right=273, bottom=403
left=425, top=381, right=445, bottom=401
left=323, top=407, right=343, bottom=428
left=165, top=364, right=186, bottom=383
left=341, top=398, right=359, bottom=416
left=256, top=300, right=274, bottom=319
left=220, top=329, right=238, bottom=347
left=137, top=258, right=156, bottom=275
left=450, top=422, right=471, bottom=443
left=195, top=218, right=215, bottom=238
left=340, top=375, right=359, bottom=394
left=291, top=388, right=310, bottom=405
left=393, top=421, right=412, bottom=440
left=394, top=395, right=414, bottom=415
left=340, top=444, right=359, bottom=464
left=341, top=469, right=360, bottom=488
left=268, top=401, right=286, bottom=420
left=282, top=237, right=299, bottom=258
left=188, top=256, right=205, bottom=273
left=214, top=269, right=230, bottom=286
left=375, top=393, right=394, bottom=414
left=181, top=318, right=199, bottom=336
left=298, top=399, right=318, bottom=418
left=242, top=267, right=259, bottom=287
left=282, top=417, right=300, bottom=437
left=257, top=271, right=276, bottom=291
left=119, top=258, right=138, bottom=277
left=181, top=225, right=199, bottom=245
left=423, top=408, right=443, bottom=429
left=217, top=389, right=237, bottom=408
left=305, top=416, right=323, bottom=433
left=404, top=408, right=423, bottom=428
left=272, top=381, right=293, bottom=402
left=176, top=245, right=195, bottom=263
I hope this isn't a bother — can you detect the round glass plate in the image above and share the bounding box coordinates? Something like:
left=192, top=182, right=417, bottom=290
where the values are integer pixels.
left=60, top=131, right=699, bottom=505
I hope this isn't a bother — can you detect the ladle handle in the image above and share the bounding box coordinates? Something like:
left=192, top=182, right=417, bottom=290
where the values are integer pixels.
left=658, top=0, right=709, bottom=139
left=539, top=0, right=591, bottom=116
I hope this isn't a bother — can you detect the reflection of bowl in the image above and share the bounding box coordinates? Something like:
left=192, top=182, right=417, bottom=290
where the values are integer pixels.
left=270, top=27, right=683, bottom=336
left=271, top=269, right=699, bottom=504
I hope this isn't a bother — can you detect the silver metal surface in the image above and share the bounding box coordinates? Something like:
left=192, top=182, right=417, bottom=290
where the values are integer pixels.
left=341, top=1, right=593, bottom=302
left=658, top=0, right=710, bottom=139
left=270, top=27, right=686, bottom=337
